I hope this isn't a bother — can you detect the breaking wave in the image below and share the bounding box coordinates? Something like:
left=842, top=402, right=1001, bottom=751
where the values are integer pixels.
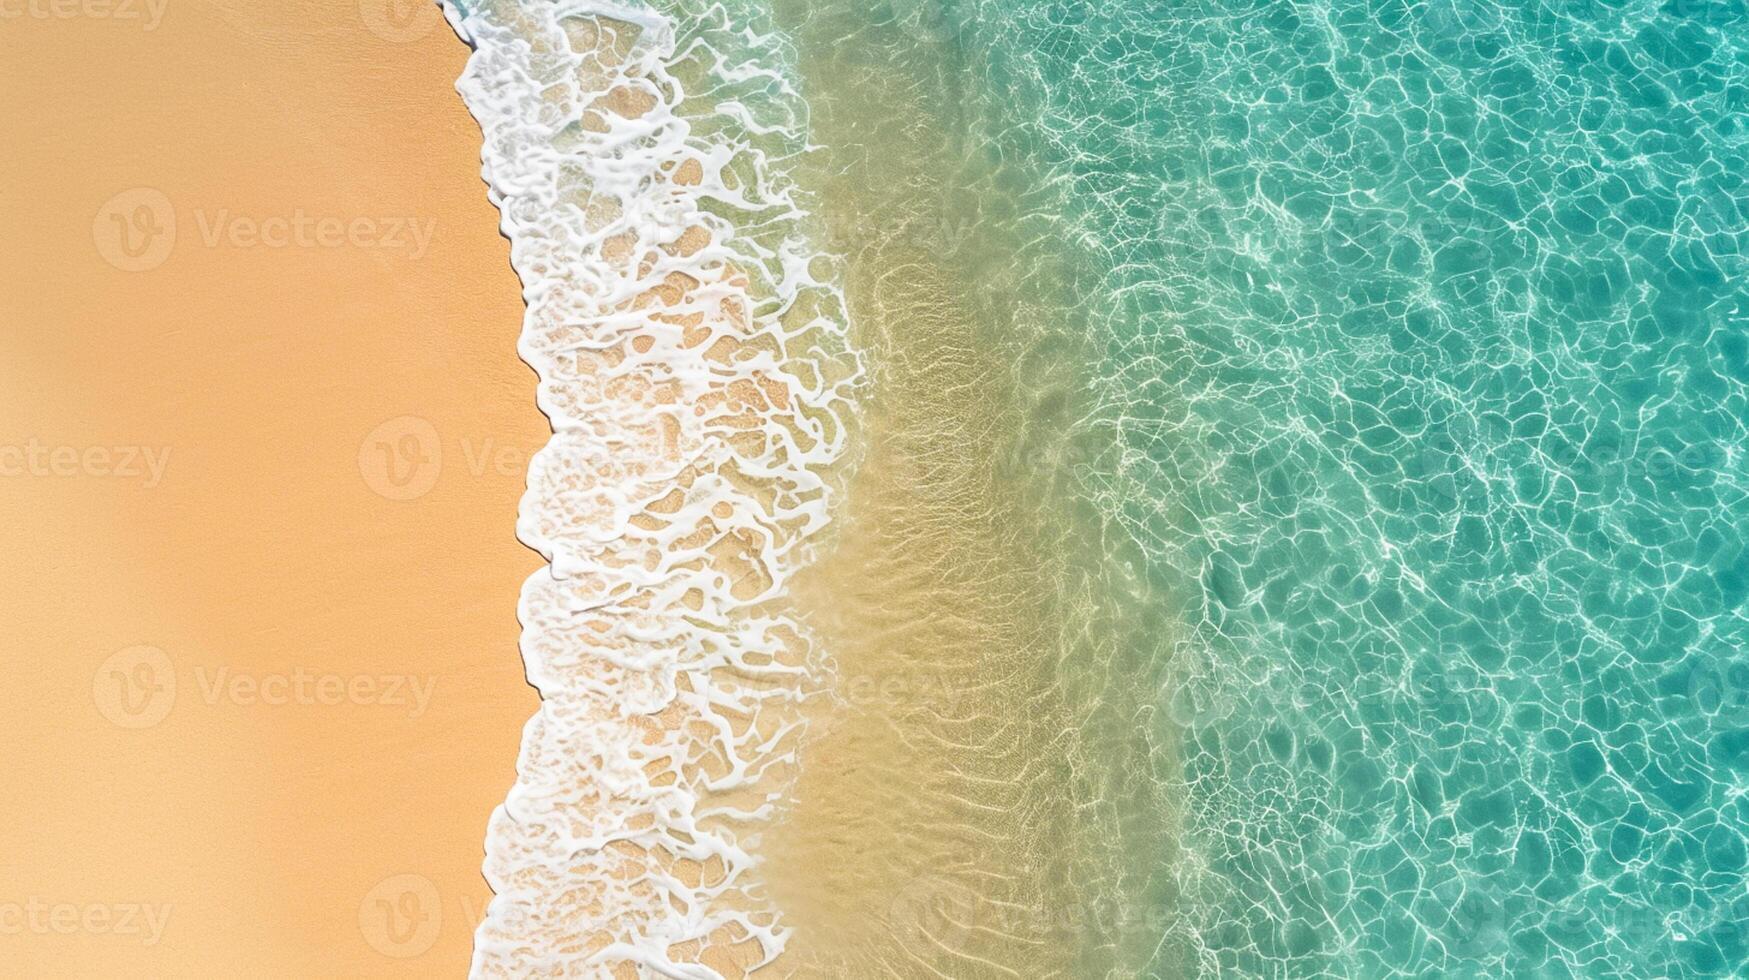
left=443, top=1, right=858, bottom=974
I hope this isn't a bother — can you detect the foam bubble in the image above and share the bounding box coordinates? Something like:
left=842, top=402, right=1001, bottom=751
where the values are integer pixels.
left=442, top=2, right=858, bottom=974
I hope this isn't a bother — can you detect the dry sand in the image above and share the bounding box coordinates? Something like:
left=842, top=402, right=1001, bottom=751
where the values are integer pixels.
left=0, top=1, right=543, bottom=974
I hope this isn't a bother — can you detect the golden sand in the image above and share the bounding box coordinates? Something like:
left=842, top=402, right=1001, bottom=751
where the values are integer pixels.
left=0, top=3, right=1177, bottom=975
left=0, top=2, right=543, bottom=974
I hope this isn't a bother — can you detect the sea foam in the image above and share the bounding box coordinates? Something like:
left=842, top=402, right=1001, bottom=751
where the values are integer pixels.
left=442, top=1, right=857, bottom=974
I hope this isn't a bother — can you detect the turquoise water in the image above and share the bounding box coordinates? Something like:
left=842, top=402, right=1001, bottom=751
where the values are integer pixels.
left=925, top=0, right=1749, bottom=975
left=457, top=0, right=1748, bottom=973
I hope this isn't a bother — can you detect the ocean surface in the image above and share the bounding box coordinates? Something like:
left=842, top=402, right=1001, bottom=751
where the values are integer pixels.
left=449, top=0, right=1749, bottom=976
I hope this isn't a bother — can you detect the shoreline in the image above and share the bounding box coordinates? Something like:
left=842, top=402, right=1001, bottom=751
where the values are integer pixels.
left=448, top=5, right=861, bottom=975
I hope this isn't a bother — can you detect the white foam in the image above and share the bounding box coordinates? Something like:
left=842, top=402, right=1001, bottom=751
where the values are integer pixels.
left=442, top=1, right=858, bottom=974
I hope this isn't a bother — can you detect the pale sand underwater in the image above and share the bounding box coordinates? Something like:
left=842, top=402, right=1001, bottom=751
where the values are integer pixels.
left=445, top=2, right=1178, bottom=976
left=765, top=5, right=1180, bottom=976
left=13, top=0, right=1744, bottom=976
left=20, top=2, right=1200, bottom=978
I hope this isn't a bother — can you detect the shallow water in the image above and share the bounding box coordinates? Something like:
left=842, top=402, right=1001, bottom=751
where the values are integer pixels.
left=453, top=0, right=1749, bottom=975
left=896, top=0, right=1749, bottom=975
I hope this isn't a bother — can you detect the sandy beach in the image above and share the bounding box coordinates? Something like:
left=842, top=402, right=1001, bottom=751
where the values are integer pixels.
left=8, top=0, right=1734, bottom=976
left=0, top=2, right=543, bottom=974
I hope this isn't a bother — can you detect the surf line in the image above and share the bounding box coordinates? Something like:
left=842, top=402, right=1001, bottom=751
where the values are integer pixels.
left=444, top=2, right=860, bottom=976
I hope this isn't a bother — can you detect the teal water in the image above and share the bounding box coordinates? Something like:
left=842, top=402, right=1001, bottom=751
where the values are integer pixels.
left=454, top=0, right=1749, bottom=973
left=922, top=0, right=1749, bottom=975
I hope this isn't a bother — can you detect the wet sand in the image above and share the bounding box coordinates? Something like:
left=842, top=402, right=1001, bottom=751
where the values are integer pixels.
left=760, top=5, right=1181, bottom=975
left=0, top=2, right=542, bottom=975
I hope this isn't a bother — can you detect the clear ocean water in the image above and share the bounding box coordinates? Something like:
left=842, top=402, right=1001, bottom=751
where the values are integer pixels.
left=888, top=0, right=1749, bottom=975
left=457, top=0, right=1749, bottom=974
left=776, top=0, right=1749, bottom=975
